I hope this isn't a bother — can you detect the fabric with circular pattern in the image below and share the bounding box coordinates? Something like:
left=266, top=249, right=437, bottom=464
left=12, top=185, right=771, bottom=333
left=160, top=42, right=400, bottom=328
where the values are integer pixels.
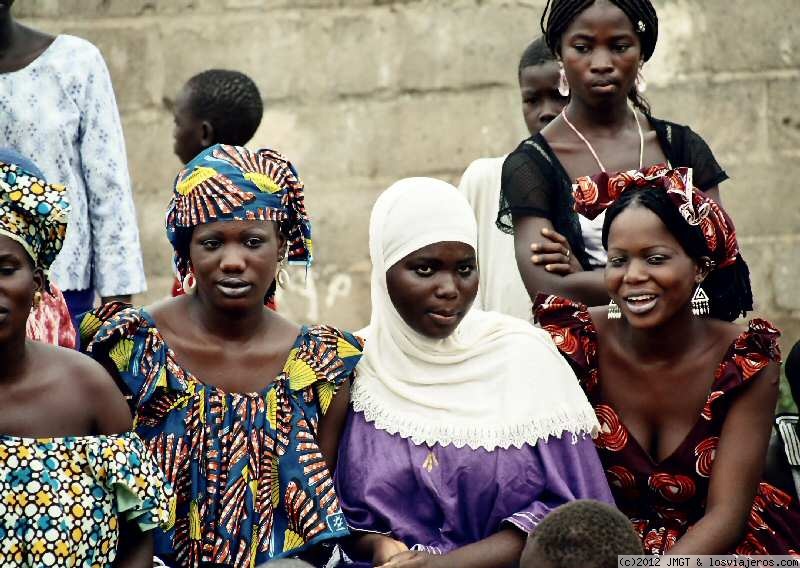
left=0, top=432, right=173, bottom=567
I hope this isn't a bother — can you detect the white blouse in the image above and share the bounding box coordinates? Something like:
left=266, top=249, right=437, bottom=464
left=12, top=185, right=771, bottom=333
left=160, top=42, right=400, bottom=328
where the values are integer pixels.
left=0, top=35, right=146, bottom=296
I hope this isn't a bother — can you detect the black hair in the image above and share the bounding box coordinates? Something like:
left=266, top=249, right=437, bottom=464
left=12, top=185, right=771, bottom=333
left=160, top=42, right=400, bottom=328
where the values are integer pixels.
left=785, top=340, right=800, bottom=407
left=540, top=0, right=657, bottom=114
left=518, top=36, right=557, bottom=78
left=602, top=187, right=754, bottom=322
left=185, top=69, right=263, bottom=146
left=521, top=500, right=642, bottom=568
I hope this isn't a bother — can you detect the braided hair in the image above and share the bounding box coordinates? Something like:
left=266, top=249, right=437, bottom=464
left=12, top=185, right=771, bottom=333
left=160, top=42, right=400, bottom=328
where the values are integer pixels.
left=540, top=0, right=658, bottom=113
left=185, top=69, right=264, bottom=147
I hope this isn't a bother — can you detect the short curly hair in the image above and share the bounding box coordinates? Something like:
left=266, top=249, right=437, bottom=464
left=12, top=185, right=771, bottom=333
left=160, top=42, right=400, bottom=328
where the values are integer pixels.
left=185, top=69, right=263, bottom=146
left=518, top=36, right=556, bottom=78
left=521, top=500, right=643, bottom=568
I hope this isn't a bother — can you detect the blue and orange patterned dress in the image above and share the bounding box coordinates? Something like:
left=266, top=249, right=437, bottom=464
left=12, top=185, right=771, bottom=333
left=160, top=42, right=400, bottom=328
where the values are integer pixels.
left=80, top=304, right=363, bottom=567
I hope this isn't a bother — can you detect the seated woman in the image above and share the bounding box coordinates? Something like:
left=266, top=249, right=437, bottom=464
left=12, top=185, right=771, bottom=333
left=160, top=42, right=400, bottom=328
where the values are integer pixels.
left=535, top=166, right=800, bottom=554
left=80, top=145, right=364, bottom=566
left=336, top=177, right=612, bottom=568
left=0, top=156, right=171, bottom=566
left=0, top=147, right=76, bottom=348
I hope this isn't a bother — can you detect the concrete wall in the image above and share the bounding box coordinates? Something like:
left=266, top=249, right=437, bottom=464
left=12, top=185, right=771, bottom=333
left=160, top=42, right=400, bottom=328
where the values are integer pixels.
left=18, top=1, right=800, bottom=349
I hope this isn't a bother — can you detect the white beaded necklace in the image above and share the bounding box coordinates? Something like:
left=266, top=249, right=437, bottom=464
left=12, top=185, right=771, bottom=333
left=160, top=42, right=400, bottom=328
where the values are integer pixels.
left=561, top=105, right=644, bottom=173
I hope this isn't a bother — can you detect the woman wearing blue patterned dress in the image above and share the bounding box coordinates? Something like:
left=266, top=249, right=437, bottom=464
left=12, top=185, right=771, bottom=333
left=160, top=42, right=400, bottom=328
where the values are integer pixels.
left=0, top=154, right=172, bottom=567
left=80, top=144, right=364, bottom=567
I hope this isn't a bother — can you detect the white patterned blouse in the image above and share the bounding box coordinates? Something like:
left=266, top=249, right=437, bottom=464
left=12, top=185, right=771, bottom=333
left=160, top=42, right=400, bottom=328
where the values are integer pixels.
left=0, top=34, right=146, bottom=296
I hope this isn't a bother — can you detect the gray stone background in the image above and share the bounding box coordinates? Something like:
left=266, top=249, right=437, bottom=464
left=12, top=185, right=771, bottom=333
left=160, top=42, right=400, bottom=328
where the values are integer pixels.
left=18, top=0, right=800, bottom=401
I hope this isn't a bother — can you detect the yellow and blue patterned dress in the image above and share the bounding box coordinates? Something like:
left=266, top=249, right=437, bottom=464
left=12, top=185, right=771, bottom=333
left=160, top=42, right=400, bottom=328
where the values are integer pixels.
left=80, top=304, right=364, bottom=567
left=0, top=432, right=172, bottom=567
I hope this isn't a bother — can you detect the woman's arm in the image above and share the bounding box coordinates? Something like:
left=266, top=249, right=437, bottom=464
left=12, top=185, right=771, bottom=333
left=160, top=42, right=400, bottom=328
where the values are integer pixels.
left=667, top=362, right=780, bottom=554
left=381, top=528, right=524, bottom=568
left=704, top=185, right=721, bottom=205
left=112, top=520, right=153, bottom=568
left=318, top=378, right=351, bottom=472
left=514, top=216, right=608, bottom=306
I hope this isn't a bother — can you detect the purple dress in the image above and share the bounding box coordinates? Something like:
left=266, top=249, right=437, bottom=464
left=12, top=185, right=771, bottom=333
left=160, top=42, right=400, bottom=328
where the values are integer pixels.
left=335, top=410, right=614, bottom=565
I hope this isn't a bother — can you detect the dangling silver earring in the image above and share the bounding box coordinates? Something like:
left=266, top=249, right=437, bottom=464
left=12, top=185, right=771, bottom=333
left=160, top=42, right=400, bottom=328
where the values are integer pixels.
left=607, top=300, right=622, bottom=320
left=558, top=61, right=570, bottom=97
left=276, top=258, right=289, bottom=288
left=182, top=271, right=197, bottom=295
left=636, top=63, right=647, bottom=94
left=691, top=286, right=710, bottom=316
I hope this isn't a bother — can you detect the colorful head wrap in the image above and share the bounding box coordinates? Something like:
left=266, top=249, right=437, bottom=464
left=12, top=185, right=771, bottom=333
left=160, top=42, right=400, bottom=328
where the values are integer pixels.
left=166, top=144, right=312, bottom=281
left=0, top=149, right=70, bottom=275
left=573, top=164, right=739, bottom=270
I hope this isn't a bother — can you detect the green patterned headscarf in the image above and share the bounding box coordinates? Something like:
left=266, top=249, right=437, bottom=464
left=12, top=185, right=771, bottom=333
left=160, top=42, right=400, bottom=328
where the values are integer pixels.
left=0, top=152, right=70, bottom=274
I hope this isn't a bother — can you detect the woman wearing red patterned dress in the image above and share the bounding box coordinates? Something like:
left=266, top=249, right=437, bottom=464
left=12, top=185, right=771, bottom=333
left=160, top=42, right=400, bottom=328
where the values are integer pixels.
left=534, top=166, right=800, bottom=555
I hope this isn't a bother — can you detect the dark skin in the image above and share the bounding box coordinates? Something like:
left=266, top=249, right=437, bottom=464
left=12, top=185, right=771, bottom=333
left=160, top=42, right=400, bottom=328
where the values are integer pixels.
left=172, top=84, right=214, bottom=165
left=0, top=1, right=54, bottom=74
left=145, top=220, right=350, bottom=470
left=0, top=4, right=128, bottom=305
left=519, top=61, right=568, bottom=136
left=514, top=0, right=722, bottom=305
left=353, top=241, right=524, bottom=568
left=590, top=205, right=778, bottom=553
left=0, top=236, right=152, bottom=567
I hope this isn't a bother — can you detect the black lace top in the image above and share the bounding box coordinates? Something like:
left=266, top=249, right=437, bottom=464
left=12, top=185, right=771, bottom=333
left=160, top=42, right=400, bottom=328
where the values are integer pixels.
left=497, top=117, right=728, bottom=270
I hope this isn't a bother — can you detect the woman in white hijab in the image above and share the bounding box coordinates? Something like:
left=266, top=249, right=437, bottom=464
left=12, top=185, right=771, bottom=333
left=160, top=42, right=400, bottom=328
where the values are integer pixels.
left=335, top=178, right=613, bottom=567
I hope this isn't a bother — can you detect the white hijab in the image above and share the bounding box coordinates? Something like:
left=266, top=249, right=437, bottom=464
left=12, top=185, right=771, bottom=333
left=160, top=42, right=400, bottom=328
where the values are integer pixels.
left=352, top=177, right=598, bottom=450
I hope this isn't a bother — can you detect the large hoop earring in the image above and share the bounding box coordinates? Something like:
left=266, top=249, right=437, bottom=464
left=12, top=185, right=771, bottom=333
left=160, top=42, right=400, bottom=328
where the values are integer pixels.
left=558, top=61, right=570, bottom=97
left=182, top=271, right=197, bottom=295
left=607, top=299, right=622, bottom=320
left=276, top=258, right=289, bottom=289
left=691, top=285, right=710, bottom=317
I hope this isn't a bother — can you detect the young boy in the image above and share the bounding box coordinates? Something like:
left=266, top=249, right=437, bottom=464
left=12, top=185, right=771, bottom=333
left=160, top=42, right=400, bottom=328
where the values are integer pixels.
left=172, top=68, right=263, bottom=164
left=520, top=500, right=643, bottom=568
left=170, top=69, right=266, bottom=298
left=458, top=37, right=567, bottom=320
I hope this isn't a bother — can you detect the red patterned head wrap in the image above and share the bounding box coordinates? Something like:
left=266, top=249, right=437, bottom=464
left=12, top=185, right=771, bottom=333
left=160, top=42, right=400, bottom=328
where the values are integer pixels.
left=572, top=165, right=739, bottom=270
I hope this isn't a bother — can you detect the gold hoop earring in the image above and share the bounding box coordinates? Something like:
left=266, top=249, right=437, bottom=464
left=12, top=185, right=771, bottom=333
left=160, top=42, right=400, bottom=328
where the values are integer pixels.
left=182, top=271, right=197, bottom=295
left=276, top=258, right=289, bottom=289
left=32, top=290, right=43, bottom=309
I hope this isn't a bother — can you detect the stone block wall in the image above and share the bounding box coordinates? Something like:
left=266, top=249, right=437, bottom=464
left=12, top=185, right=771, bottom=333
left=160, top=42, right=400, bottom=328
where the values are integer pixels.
left=17, top=0, right=799, bottom=352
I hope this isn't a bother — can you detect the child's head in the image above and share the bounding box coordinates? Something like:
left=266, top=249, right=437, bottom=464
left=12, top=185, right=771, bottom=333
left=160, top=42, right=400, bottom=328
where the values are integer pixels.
left=520, top=500, right=643, bottom=568
left=518, top=36, right=567, bottom=136
left=172, top=69, right=263, bottom=164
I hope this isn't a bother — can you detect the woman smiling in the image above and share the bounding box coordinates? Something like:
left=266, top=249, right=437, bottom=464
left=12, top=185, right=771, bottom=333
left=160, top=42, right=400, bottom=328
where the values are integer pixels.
left=535, top=167, right=800, bottom=554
